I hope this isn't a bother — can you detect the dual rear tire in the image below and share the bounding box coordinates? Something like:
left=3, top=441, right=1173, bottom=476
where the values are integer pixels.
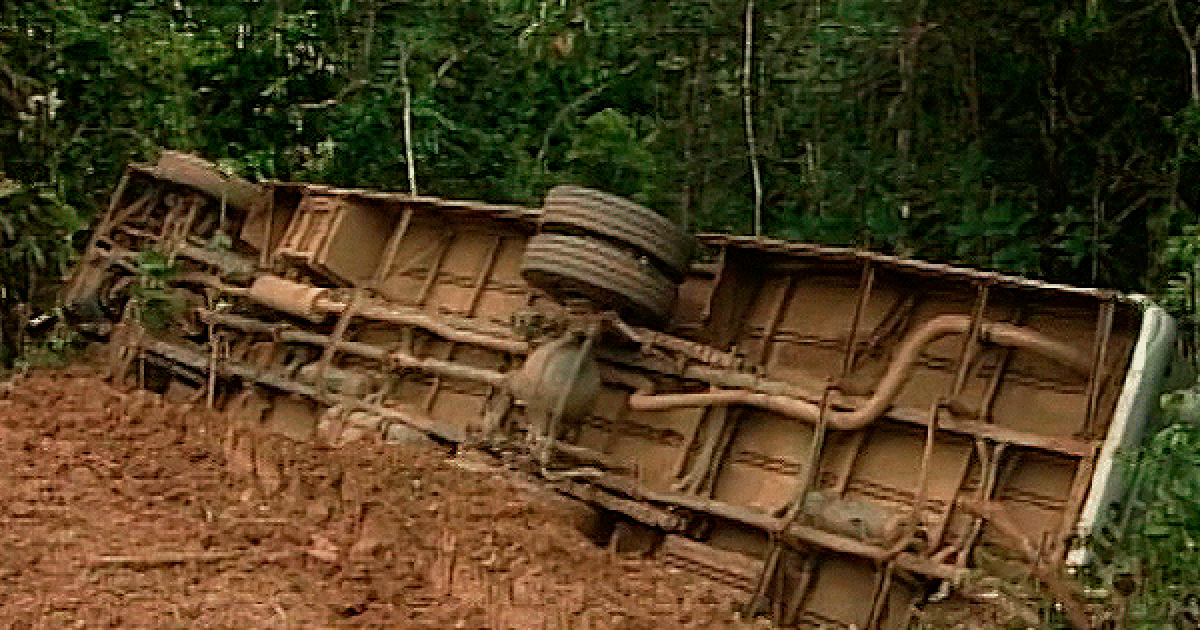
left=521, top=187, right=693, bottom=323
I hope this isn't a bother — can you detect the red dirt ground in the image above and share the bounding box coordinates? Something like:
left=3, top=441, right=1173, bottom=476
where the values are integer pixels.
left=0, top=367, right=751, bottom=629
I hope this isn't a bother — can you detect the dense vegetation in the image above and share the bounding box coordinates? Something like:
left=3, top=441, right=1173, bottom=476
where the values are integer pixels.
left=3, top=1, right=1200, bottom=623
left=3, top=0, right=1199, bottom=291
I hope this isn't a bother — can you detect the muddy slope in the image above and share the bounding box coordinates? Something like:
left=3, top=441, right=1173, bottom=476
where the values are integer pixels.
left=0, top=368, right=747, bottom=629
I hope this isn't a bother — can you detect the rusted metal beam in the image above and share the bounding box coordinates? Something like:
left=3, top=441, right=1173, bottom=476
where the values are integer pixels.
left=746, top=539, right=784, bottom=617
left=552, top=480, right=683, bottom=531
left=1082, top=298, right=1116, bottom=437
left=258, top=188, right=275, bottom=268
left=954, top=443, right=1014, bottom=570
left=698, top=409, right=739, bottom=498
left=197, top=310, right=507, bottom=387
left=861, top=294, right=917, bottom=364
left=266, top=180, right=544, bottom=226
left=418, top=233, right=501, bottom=412
left=370, top=206, right=415, bottom=290
left=315, top=298, right=528, bottom=354
left=957, top=498, right=1093, bottom=629
left=951, top=281, right=990, bottom=397
left=527, top=436, right=634, bottom=472
left=781, top=384, right=835, bottom=523
left=314, top=288, right=364, bottom=397
left=138, top=337, right=472, bottom=442
left=781, top=555, right=818, bottom=626
left=583, top=472, right=969, bottom=583
left=866, top=562, right=897, bottom=630
left=417, top=233, right=455, bottom=306
left=421, top=341, right=456, bottom=412
left=842, top=261, right=875, bottom=377
left=757, top=275, right=796, bottom=367
left=921, top=281, right=993, bottom=564
left=890, top=398, right=942, bottom=557
left=832, top=429, right=867, bottom=498
left=670, top=406, right=709, bottom=480
left=629, top=329, right=742, bottom=369
left=1053, top=441, right=1102, bottom=563
left=925, top=439, right=975, bottom=554
left=978, top=306, right=1026, bottom=423
left=466, top=235, right=504, bottom=317
left=697, top=234, right=1129, bottom=302
left=673, top=405, right=733, bottom=494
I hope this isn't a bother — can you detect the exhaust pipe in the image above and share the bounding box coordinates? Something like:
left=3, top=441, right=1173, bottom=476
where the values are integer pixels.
left=628, top=315, right=1094, bottom=431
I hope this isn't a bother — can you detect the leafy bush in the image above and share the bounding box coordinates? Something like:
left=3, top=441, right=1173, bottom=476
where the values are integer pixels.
left=1159, top=225, right=1200, bottom=368
left=0, top=179, right=82, bottom=367
left=127, top=249, right=181, bottom=334
left=1091, top=408, right=1200, bottom=627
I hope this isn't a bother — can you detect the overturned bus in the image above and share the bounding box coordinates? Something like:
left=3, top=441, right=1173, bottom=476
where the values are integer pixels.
left=62, top=151, right=1177, bottom=628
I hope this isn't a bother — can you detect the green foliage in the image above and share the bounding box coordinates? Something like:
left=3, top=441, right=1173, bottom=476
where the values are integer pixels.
left=0, top=179, right=82, bottom=297
left=564, top=108, right=655, bottom=199
left=1094, top=418, right=1200, bottom=627
left=0, top=178, right=82, bottom=367
left=128, top=249, right=181, bottom=334
left=1156, top=224, right=1200, bottom=366
left=1, top=0, right=1199, bottom=330
left=15, top=313, right=85, bottom=371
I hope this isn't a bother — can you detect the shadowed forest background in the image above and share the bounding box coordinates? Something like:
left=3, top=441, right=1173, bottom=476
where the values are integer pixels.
left=3, top=0, right=1200, bottom=345
left=2, top=0, right=1199, bottom=293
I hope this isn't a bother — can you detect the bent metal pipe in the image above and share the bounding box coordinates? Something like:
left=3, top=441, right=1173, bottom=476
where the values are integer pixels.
left=627, top=314, right=1094, bottom=431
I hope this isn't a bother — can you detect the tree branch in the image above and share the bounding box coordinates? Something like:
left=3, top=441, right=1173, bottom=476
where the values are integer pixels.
left=742, top=0, right=763, bottom=236
left=361, top=1, right=377, bottom=82
left=1166, top=0, right=1200, bottom=104
left=90, top=548, right=298, bottom=569
left=400, top=44, right=418, bottom=196
left=0, top=56, right=38, bottom=114
left=430, top=44, right=480, bottom=90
